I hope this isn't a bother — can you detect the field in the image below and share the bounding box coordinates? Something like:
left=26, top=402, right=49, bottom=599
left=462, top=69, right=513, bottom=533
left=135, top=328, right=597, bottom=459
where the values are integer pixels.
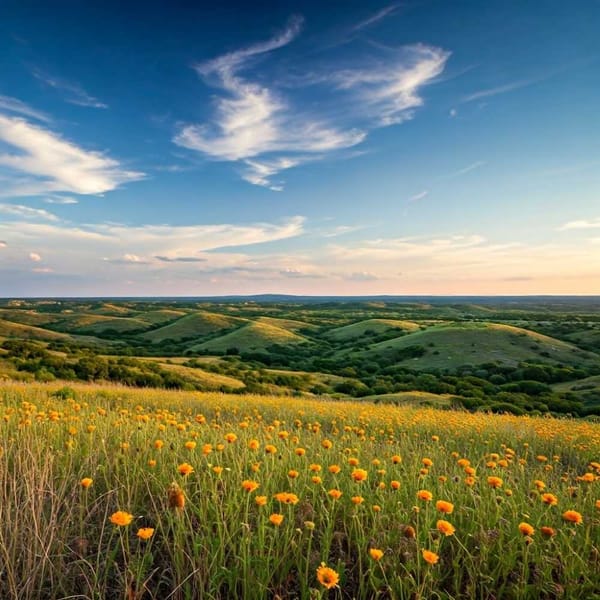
left=1, top=383, right=598, bottom=599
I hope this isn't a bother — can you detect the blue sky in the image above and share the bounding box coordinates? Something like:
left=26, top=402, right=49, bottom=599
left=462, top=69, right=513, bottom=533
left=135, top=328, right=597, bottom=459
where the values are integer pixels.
left=0, top=0, right=599, bottom=296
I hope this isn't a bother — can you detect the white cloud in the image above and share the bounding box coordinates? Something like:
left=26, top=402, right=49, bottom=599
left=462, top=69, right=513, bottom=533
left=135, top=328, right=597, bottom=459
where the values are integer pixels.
left=29, top=252, right=41, bottom=262
left=462, top=78, right=539, bottom=103
left=43, top=196, right=79, bottom=204
left=0, top=95, right=51, bottom=122
left=447, top=161, right=485, bottom=178
left=32, top=70, right=108, bottom=109
left=352, top=4, right=399, bottom=32
left=558, top=218, right=600, bottom=231
left=408, top=190, right=428, bottom=202
left=0, top=202, right=59, bottom=221
left=0, top=114, right=144, bottom=196
left=175, top=20, right=447, bottom=189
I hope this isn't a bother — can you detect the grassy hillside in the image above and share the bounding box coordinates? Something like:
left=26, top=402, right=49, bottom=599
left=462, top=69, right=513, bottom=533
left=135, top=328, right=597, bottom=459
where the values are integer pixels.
left=52, top=314, right=150, bottom=334
left=359, top=390, right=456, bottom=407
left=355, top=322, right=596, bottom=369
left=324, top=318, right=421, bottom=341
left=0, top=319, right=71, bottom=342
left=140, top=312, right=244, bottom=343
left=255, top=315, right=316, bottom=331
left=138, top=359, right=245, bottom=390
left=192, top=321, right=310, bottom=353
left=134, top=309, right=188, bottom=325
left=0, top=309, right=61, bottom=327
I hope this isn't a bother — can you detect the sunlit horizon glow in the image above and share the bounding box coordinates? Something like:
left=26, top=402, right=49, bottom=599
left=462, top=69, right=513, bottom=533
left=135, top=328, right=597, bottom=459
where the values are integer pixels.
left=0, top=1, right=598, bottom=296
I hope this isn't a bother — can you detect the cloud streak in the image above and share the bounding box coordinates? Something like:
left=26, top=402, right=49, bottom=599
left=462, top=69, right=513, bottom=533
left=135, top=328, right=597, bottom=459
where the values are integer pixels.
left=32, top=69, right=108, bottom=108
left=0, top=95, right=51, bottom=123
left=175, top=19, right=449, bottom=189
left=558, top=218, right=600, bottom=231
left=0, top=114, right=144, bottom=196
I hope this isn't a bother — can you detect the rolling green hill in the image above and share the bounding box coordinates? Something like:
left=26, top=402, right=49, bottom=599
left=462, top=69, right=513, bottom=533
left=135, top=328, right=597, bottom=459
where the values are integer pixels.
left=0, top=319, right=71, bottom=342
left=191, top=321, right=311, bottom=353
left=324, top=318, right=421, bottom=341
left=140, top=312, right=245, bottom=343
left=52, top=314, right=150, bottom=334
left=354, top=322, right=597, bottom=369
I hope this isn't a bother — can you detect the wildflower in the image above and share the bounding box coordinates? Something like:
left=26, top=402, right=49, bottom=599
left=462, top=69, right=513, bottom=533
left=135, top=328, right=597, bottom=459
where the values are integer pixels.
left=391, top=455, right=402, bottom=464
left=422, top=550, right=439, bottom=565
left=432, top=435, right=439, bottom=442
left=274, top=492, right=299, bottom=505
left=403, top=525, right=416, bottom=538
left=168, top=483, right=185, bottom=510
left=534, top=480, right=545, bottom=490
left=184, top=441, right=196, bottom=450
left=265, top=444, right=277, bottom=454
left=437, top=519, right=456, bottom=536
left=465, top=476, right=476, bottom=486
left=328, top=464, right=341, bottom=474
left=321, top=440, right=333, bottom=449
left=309, top=463, right=321, bottom=472
left=328, top=488, right=342, bottom=500
left=248, top=439, right=260, bottom=450
left=422, top=458, right=433, bottom=467
left=288, top=469, right=299, bottom=479
left=269, top=513, right=284, bottom=526
left=372, top=504, right=381, bottom=513
left=177, top=463, right=194, bottom=476
left=391, top=480, right=401, bottom=490
left=436, top=500, right=454, bottom=514
left=541, top=493, right=558, bottom=506
left=242, top=480, right=260, bottom=493
left=202, top=444, right=213, bottom=455
left=316, top=563, right=339, bottom=589
left=487, top=476, right=503, bottom=489
left=351, top=496, right=364, bottom=505
left=225, top=433, right=237, bottom=443
left=80, top=477, right=93, bottom=489
left=579, top=472, right=596, bottom=483
left=596, top=499, right=600, bottom=510
left=417, top=489, right=433, bottom=502
left=311, top=476, right=322, bottom=484
left=110, top=511, right=134, bottom=527
left=519, top=522, right=535, bottom=536
left=541, top=526, right=556, bottom=538
left=212, top=466, right=223, bottom=475
left=369, top=548, right=384, bottom=561
left=136, top=527, right=154, bottom=540
left=351, top=468, right=368, bottom=482
left=255, top=495, right=267, bottom=506
left=562, top=510, right=583, bottom=525
left=148, top=459, right=157, bottom=468
left=295, top=447, right=306, bottom=456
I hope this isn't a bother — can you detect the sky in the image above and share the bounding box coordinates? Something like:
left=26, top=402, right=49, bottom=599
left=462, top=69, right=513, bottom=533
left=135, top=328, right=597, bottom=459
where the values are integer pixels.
left=0, top=0, right=599, bottom=297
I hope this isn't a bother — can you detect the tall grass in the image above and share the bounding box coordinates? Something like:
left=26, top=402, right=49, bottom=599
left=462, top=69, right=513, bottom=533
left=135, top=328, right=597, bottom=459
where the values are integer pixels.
left=0, top=382, right=598, bottom=599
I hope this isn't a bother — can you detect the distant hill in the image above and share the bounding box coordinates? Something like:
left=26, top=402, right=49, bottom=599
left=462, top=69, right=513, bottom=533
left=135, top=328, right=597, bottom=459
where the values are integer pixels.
left=52, top=314, right=150, bottom=334
left=353, top=322, right=597, bottom=369
left=140, top=312, right=245, bottom=343
left=0, top=319, right=71, bottom=342
left=191, top=321, right=310, bottom=353
left=324, top=318, right=421, bottom=341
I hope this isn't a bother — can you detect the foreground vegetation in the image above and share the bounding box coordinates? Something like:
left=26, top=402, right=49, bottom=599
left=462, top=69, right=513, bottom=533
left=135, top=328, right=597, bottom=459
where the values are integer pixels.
left=1, top=383, right=598, bottom=599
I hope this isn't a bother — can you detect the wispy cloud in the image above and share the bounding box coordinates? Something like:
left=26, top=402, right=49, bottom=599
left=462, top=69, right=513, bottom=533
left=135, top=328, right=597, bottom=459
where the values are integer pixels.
left=408, top=190, right=429, bottom=202
left=0, top=95, right=51, bottom=123
left=0, top=113, right=144, bottom=196
left=352, top=4, right=399, bottom=32
left=43, top=196, right=79, bottom=204
left=32, top=69, right=108, bottom=108
left=0, top=202, right=59, bottom=221
left=462, top=78, right=540, bottom=103
left=557, top=218, right=600, bottom=231
left=447, top=161, right=485, bottom=178
left=175, top=19, right=448, bottom=190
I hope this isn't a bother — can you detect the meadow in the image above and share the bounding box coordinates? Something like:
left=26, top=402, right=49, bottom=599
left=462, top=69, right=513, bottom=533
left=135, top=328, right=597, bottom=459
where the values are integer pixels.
left=1, top=382, right=598, bottom=599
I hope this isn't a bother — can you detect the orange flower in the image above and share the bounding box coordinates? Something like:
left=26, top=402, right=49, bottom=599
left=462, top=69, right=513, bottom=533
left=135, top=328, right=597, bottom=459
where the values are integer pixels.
left=288, top=469, right=299, bottom=479
left=274, top=492, right=299, bottom=505
left=595, top=499, right=600, bottom=511
left=541, top=493, right=558, bottom=506
left=390, top=480, right=401, bottom=490
left=154, top=440, right=164, bottom=450
left=225, top=433, right=237, bottom=443
left=212, top=466, right=223, bottom=475
left=255, top=495, right=267, bottom=506
left=269, top=513, right=284, bottom=526
left=311, top=476, right=322, bottom=484
left=265, top=444, right=277, bottom=454
left=177, top=463, right=194, bottom=476
left=248, top=439, right=260, bottom=450
left=80, top=477, right=93, bottom=489
left=351, top=468, right=368, bottom=482
left=328, top=464, right=341, bottom=474
left=109, top=511, right=133, bottom=527
left=422, top=458, right=433, bottom=467
left=369, top=548, right=384, bottom=561
left=436, top=519, right=456, bottom=536
left=351, top=495, right=364, bottom=505
left=328, top=488, right=342, bottom=500
left=372, top=504, right=382, bottom=513
left=321, top=440, right=333, bottom=449
left=562, top=510, right=583, bottom=525
left=184, top=441, right=196, bottom=450
left=519, top=522, right=535, bottom=536
left=309, top=463, right=322, bottom=472
left=541, top=526, right=556, bottom=538
left=417, top=490, right=433, bottom=502
left=136, top=527, right=154, bottom=540
left=435, top=500, right=454, bottom=514
left=422, top=549, right=439, bottom=565
left=295, top=447, right=306, bottom=456
left=487, top=476, right=503, bottom=489
left=242, top=480, right=260, bottom=493
left=168, top=483, right=185, bottom=510
left=391, top=455, right=402, bottom=464
left=316, top=563, right=339, bottom=589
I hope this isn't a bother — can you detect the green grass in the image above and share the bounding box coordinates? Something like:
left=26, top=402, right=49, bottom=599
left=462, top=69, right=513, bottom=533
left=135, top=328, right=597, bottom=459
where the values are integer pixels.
left=191, top=321, right=311, bottom=353
left=140, top=311, right=245, bottom=343
left=359, top=390, right=456, bottom=406
left=0, top=318, right=71, bottom=341
left=54, top=314, right=151, bottom=333
left=324, top=318, right=421, bottom=341
left=354, top=322, right=597, bottom=369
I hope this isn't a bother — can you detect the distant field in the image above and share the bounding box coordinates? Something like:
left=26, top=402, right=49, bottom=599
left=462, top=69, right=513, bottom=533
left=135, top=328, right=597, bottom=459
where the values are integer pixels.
left=191, top=320, right=311, bottom=353
left=355, top=322, right=597, bottom=369
left=324, top=318, right=421, bottom=341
